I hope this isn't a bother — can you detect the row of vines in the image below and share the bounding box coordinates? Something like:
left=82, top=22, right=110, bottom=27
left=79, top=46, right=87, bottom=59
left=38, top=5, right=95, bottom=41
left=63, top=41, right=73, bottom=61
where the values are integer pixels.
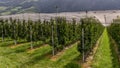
left=0, top=17, right=104, bottom=60
left=78, top=18, right=104, bottom=62
left=0, top=17, right=81, bottom=55
left=107, top=19, right=120, bottom=52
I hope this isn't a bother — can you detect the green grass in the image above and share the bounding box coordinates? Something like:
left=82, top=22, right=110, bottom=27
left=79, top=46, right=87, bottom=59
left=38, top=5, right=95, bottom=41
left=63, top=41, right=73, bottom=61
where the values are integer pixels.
left=13, top=41, right=43, bottom=53
left=0, top=38, right=80, bottom=68
left=92, top=29, right=119, bottom=68
left=0, top=46, right=29, bottom=68
left=0, top=56, right=19, bottom=68
left=2, top=29, right=120, bottom=68
left=25, top=42, right=80, bottom=68
left=0, top=38, right=12, bottom=42
left=0, top=41, right=14, bottom=47
left=0, top=42, right=51, bottom=68
left=56, top=43, right=80, bottom=68
left=0, top=39, right=27, bottom=47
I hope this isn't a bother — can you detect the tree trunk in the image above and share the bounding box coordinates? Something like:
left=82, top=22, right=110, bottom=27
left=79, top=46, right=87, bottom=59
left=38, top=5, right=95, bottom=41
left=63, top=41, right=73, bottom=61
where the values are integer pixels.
left=31, top=41, right=33, bottom=50
left=82, top=28, right=85, bottom=62
left=2, top=24, right=4, bottom=42
left=52, top=25, right=55, bottom=56
left=14, top=40, right=17, bottom=45
left=30, top=24, right=33, bottom=50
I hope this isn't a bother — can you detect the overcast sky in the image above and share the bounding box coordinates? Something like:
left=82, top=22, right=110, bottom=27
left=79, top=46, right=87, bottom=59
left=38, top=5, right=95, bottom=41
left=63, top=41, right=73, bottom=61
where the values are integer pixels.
left=36, top=0, right=120, bottom=12
left=1, top=0, right=120, bottom=13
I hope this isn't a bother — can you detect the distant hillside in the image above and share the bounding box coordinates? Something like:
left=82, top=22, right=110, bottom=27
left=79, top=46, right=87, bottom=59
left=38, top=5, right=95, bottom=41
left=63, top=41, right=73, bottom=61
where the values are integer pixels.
left=0, top=0, right=120, bottom=15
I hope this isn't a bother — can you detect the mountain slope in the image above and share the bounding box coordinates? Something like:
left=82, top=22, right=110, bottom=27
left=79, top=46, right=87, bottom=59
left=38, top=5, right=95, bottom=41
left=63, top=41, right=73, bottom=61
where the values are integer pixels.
left=1, top=0, right=120, bottom=15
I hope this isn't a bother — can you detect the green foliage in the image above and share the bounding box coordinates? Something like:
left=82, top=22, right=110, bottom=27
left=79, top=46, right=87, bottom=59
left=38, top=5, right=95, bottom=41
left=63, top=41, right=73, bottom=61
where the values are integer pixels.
left=107, top=19, right=120, bottom=51
left=0, top=17, right=83, bottom=68
left=78, top=17, right=104, bottom=58
left=64, top=62, right=80, bottom=68
left=53, top=17, right=81, bottom=51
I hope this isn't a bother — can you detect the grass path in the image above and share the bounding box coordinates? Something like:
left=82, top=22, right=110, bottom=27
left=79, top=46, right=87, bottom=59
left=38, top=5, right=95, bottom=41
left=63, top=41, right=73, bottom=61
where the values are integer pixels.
left=24, top=42, right=80, bottom=68
left=0, top=40, right=80, bottom=68
left=51, top=41, right=79, bottom=61
left=92, top=29, right=119, bottom=68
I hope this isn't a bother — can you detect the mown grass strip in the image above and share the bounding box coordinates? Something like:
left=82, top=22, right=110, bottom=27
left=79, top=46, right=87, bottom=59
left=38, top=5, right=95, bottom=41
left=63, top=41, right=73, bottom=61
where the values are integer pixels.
left=55, top=42, right=80, bottom=68
left=13, top=41, right=43, bottom=53
left=22, top=42, right=80, bottom=68
left=0, top=56, right=19, bottom=68
left=0, top=38, right=12, bottom=42
left=20, top=45, right=52, bottom=67
left=0, top=40, right=27, bottom=47
left=92, top=29, right=116, bottom=68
